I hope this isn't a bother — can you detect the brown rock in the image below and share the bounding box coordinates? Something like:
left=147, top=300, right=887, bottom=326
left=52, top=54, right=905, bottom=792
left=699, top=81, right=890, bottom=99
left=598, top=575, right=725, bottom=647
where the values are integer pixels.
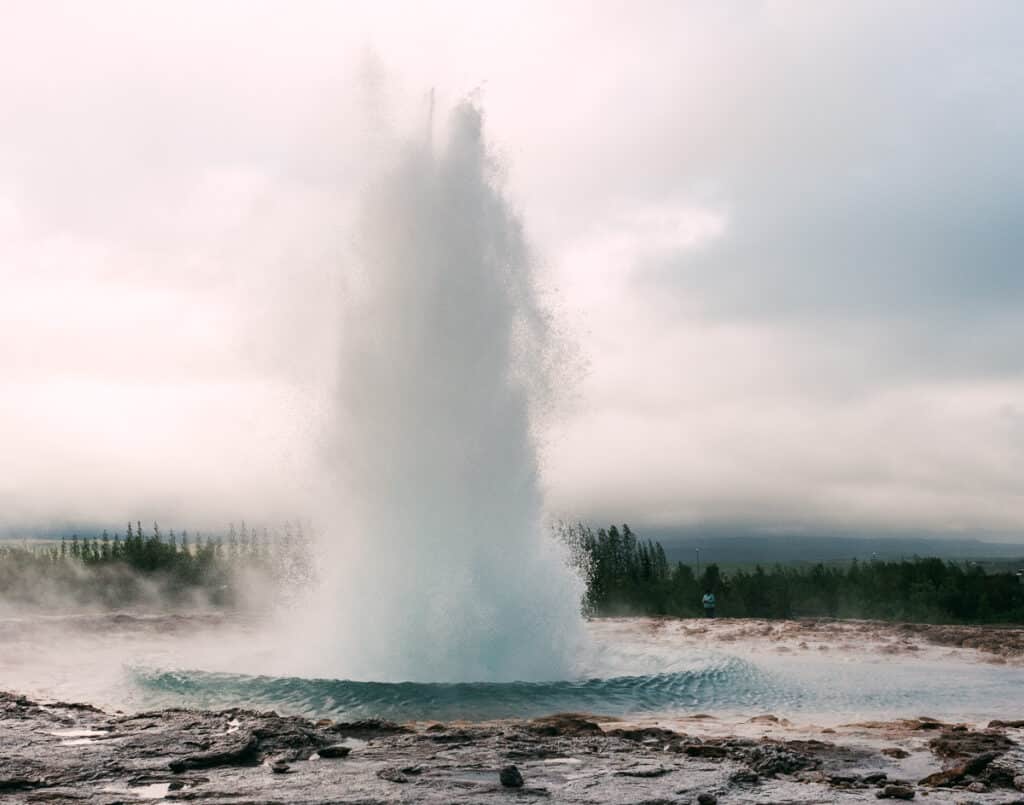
left=527, top=713, right=602, bottom=736
left=929, top=730, right=1014, bottom=759
left=606, top=726, right=682, bottom=743
left=920, top=767, right=965, bottom=787
left=684, top=744, right=729, bottom=758
left=877, top=784, right=915, bottom=799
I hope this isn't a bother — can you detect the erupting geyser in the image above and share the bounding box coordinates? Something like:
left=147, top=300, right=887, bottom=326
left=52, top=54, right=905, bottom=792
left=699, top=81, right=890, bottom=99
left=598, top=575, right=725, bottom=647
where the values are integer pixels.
left=300, top=100, right=585, bottom=683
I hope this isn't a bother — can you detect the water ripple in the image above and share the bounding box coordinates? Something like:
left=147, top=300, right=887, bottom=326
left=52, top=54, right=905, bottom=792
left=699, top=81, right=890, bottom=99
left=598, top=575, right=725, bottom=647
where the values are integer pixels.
left=131, top=656, right=792, bottom=721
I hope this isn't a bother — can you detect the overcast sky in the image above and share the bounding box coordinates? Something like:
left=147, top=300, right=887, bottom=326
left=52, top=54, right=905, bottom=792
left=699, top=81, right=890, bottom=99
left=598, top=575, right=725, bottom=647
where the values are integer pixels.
left=3, top=1, right=1023, bottom=538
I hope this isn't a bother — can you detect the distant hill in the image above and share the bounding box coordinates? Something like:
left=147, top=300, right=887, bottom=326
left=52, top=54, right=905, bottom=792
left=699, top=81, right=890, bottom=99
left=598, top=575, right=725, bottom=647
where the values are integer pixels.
left=644, top=531, right=1024, bottom=566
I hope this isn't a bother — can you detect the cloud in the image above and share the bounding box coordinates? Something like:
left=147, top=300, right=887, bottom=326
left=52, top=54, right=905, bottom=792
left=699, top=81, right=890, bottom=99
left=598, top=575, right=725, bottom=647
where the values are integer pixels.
left=2, top=1, right=1023, bottom=537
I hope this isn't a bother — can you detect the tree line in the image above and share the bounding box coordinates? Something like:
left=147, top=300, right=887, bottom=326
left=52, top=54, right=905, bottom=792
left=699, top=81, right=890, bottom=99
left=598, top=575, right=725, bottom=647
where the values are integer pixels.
left=5, top=519, right=1022, bottom=623
left=561, top=522, right=1024, bottom=624
left=0, top=520, right=313, bottom=608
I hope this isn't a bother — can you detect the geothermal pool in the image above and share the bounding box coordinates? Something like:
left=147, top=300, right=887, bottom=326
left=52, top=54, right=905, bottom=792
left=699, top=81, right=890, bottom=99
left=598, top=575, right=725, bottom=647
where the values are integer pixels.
left=2, top=613, right=1020, bottom=726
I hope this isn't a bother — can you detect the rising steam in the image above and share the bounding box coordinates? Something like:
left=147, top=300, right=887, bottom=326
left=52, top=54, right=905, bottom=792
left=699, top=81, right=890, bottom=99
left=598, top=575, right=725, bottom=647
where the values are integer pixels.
left=291, top=100, right=585, bottom=683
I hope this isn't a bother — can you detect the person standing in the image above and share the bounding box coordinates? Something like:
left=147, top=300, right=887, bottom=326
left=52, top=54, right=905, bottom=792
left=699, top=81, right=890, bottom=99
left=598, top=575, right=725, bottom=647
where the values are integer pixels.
left=702, top=590, right=716, bottom=618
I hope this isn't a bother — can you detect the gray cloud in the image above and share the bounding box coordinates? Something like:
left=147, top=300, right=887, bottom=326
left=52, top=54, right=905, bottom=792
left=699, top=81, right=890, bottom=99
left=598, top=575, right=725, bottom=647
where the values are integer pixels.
left=2, top=1, right=1023, bottom=537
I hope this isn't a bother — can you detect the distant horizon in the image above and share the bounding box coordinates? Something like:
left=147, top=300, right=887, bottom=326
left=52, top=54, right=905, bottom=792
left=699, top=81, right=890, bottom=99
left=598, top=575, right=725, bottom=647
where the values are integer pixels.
left=4, top=519, right=1022, bottom=550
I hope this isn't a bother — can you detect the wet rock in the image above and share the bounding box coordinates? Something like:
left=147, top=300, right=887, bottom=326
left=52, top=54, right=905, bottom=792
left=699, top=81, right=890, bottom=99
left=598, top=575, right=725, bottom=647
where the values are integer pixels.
left=745, top=744, right=819, bottom=777
left=253, top=717, right=337, bottom=761
left=990, top=720, right=1024, bottom=729
left=979, top=760, right=1019, bottom=789
left=917, top=766, right=962, bottom=782
left=928, top=729, right=1014, bottom=759
left=864, top=773, right=889, bottom=785
left=0, top=777, right=45, bottom=792
left=882, top=747, right=910, bottom=759
left=877, top=784, right=916, bottom=799
left=5, top=683, right=1018, bottom=804
left=330, top=718, right=413, bottom=738
left=168, top=732, right=259, bottom=772
left=377, top=767, right=411, bottom=783
left=919, top=751, right=1001, bottom=787
left=607, top=726, right=682, bottom=743
left=696, top=794, right=718, bottom=805
left=316, top=744, right=352, bottom=759
left=500, top=764, right=524, bottom=788
left=425, top=727, right=480, bottom=743
left=527, top=713, right=602, bottom=736
left=271, top=760, right=290, bottom=774
left=45, top=700, right=105, bottom=714
left=963, top=750, right=1002, bottom=775
left=505, top=745, right=570, bottom=761
left=615, top=765, right=670, bottom=778
left=683, top=744, right=728, bottom=758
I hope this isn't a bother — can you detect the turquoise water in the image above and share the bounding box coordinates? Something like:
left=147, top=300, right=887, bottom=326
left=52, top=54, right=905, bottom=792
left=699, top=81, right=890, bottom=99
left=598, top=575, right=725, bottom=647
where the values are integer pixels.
left=130, top=650, right=1024, bottom=722
left=132, top=657, right=783, bottom=720
left=5, top=613, right=1022, bottom=723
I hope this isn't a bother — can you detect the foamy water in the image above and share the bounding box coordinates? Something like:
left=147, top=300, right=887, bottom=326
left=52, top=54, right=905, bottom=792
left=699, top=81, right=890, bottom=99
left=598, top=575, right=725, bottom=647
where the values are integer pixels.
left=2, top=613, right=1020, bottom=725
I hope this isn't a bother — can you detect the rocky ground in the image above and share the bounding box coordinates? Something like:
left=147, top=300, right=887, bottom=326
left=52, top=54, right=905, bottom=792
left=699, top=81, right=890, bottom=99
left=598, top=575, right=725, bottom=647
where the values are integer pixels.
left=613, top=617, right=1024, bottom=665
left=3, top=691, right=1024, bottom=804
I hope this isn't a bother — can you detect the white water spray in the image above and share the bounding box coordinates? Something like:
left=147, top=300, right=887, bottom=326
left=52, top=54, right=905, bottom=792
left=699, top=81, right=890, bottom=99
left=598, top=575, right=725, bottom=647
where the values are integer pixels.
left=300, top=100, right=585, bottom=683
